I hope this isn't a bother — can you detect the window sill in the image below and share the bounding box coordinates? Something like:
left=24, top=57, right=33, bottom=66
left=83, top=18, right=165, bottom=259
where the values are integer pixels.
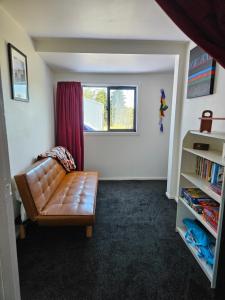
left=84, top=131, right=140, bottom=136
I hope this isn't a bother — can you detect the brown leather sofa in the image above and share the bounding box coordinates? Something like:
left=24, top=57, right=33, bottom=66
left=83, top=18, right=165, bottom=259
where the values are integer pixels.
left=15, top=157, right=98, bottom=238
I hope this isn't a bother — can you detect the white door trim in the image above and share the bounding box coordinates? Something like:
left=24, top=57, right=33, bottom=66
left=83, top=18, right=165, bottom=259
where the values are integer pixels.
left=0, top=68, right=21, bottom=299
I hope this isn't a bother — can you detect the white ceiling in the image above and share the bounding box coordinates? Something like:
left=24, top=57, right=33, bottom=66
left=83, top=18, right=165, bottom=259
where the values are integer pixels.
left=1, top=0, right=188, bottom=40
left=40, top=53, right=175, bottom=73
left=1, top=0, right=187, bottom=73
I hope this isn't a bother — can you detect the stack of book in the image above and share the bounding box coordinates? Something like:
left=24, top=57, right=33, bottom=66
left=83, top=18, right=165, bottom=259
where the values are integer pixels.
left=196, top=157, right=224, bottom=195
left=181, top=188, right=219, bottom=231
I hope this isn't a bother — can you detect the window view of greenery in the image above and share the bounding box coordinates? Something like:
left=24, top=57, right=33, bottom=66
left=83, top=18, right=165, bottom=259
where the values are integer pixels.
left=109, top=89, right=135, bottom=130
left=83, top=86, right=136, bottom=132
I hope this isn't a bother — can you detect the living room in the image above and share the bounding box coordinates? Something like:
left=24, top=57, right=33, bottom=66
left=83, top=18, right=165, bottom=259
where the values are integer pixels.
left=1, top=1, right=225, bottom=299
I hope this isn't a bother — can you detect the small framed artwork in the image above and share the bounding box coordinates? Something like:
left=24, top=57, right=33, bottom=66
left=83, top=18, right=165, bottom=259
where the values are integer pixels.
left=187, top=46, right=216, bottom=99
left=8, top=43, right=29, bottom=101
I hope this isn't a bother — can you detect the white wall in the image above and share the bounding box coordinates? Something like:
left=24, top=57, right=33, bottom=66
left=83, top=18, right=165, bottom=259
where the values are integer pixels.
left=54, top=72, right=174, bottom=179
left=0, top=7, right=55, bottom=215
left=181, top=42, right=225, bottom=137
left=181, top=66, right=225, bottom=137
left=174, top=43, right=225, bottom=197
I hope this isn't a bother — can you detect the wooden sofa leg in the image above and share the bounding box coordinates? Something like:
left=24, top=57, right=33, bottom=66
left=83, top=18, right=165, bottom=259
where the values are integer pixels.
left=86, top=226, right=93, bottom=238
left=19, top=224, right=26, bottom=239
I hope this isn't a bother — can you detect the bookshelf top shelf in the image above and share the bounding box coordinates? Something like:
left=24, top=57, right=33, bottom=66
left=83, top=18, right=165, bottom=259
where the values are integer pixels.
left=190, top=130, right=225, bottom=140
left=183, top=147, right=225, bottom=166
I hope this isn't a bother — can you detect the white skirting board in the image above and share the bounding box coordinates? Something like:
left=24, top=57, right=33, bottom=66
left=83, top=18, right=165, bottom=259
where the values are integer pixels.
left=166, top=191, right=178, bottom=203
left=165, top=191, right=174, bottom=199
left=99, top=177, right=167, bottom=181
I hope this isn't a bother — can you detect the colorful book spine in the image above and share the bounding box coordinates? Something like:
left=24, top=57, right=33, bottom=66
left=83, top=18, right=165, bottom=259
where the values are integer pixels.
left=195, top=157, right=224, bottom=195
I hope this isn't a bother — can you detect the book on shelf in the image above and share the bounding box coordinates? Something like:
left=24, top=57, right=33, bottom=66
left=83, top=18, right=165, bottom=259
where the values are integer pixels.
left=182, top=188, right=212, bottom=203
left=196, top=157, right=224, bottom=195
left=203, top=207, right=219, bottom=232
left=181, top=187, right=219, bottom=231
left=210, top=183, right=222, bottom=196
left=181, top=188, right=219, bottom=213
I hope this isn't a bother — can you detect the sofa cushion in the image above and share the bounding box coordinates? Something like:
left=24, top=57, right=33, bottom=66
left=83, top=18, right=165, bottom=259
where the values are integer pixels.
left=26, top=158, right=66, bottom=213
left=41, top=172, right=98, bottom=217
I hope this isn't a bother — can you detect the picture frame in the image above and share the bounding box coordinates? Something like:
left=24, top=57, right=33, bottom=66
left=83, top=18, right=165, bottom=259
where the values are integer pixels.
left=8, top=43, right=29, bottom=102
left=187, top=46, right=216, bottom=99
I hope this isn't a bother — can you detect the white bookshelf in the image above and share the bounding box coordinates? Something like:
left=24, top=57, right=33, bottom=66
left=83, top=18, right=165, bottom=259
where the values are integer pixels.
left=177, top=130, right=225, bottom=288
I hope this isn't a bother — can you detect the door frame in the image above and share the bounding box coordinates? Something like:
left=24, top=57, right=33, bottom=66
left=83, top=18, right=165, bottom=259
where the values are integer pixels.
left=0, top=67, right=21, bottom=299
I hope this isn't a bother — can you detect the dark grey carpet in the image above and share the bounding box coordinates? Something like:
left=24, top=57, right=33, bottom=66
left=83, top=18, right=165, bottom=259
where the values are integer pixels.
left=17, top=181, right=219, bottom=300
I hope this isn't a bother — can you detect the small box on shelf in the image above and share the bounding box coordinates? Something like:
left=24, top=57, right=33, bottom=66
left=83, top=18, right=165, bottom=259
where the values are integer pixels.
left=193, top=143, right=209, bottom=151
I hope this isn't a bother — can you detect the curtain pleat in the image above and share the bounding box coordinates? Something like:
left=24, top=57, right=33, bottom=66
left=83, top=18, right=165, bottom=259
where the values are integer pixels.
left=56, top=82, right=84, bottom=171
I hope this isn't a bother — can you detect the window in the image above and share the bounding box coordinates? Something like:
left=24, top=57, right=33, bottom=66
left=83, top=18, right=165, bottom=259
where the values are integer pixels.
left=83, top=86, right=136, bottom=132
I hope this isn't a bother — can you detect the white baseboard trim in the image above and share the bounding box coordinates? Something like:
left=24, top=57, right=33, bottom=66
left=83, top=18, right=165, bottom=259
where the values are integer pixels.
left=165, top=192, right=178, bottom=203
left=99, top=177, right=167, bottom=181
left=165, top=192, right=174, bottom=199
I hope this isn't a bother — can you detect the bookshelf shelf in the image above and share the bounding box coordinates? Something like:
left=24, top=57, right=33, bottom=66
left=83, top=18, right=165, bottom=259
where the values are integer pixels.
left=177, top=226, right=213, bottom=281
left=177, top=130, right=225, bottom=288
left=183, top=147, right=224, bottom=166
left=179, top=197, right=217, bottom=238
left=181, top=172, right=221, bottom=204
left=190, top=130, right=225, bottom=141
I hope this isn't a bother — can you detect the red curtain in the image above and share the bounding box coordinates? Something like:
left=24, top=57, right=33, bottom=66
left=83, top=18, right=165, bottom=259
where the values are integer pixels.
left=56, top=82, right=84, bottom=171
left=155, top=0, right=225, bottom=68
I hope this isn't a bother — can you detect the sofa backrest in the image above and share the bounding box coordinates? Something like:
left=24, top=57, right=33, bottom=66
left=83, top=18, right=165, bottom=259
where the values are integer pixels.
left=15, top=158, right=66, bottom=220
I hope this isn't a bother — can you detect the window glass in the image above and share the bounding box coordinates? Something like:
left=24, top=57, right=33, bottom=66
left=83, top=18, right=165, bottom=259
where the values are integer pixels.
left=83, top=87, right=107, bottom=131
left=83, top=86, right=136, bottom=132
left=109, top=88, right=135, bottom=130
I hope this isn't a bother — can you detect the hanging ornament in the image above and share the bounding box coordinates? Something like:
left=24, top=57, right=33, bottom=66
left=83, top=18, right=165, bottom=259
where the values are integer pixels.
left=159, top=89, right=168, bottom=132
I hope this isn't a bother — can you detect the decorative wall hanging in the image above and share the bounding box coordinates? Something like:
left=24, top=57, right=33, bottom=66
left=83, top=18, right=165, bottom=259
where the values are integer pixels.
left=159, top=89, right=168, bottom=132
left=8, top=43, right=29, bottom=102
left=187, top=46, right=216, bottom=99
left=199, top=110, right=225, bottom=133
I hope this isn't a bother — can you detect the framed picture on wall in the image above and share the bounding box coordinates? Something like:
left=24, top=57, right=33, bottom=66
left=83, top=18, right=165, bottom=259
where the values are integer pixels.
left=187, top=46, right=216, bottom=99
left=8, top=43, right=29, bottom=102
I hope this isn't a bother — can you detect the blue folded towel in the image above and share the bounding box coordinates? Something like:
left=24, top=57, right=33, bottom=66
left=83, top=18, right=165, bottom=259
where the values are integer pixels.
left=183, top=218, right=214, bottom=266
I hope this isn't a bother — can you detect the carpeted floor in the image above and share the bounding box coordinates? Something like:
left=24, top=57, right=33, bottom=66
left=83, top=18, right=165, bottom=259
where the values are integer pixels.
left=17, top=181, right=219, bottom=300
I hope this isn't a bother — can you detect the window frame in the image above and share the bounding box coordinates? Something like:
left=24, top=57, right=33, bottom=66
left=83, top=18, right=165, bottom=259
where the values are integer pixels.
left=83, top=85, right=137, bottom=133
